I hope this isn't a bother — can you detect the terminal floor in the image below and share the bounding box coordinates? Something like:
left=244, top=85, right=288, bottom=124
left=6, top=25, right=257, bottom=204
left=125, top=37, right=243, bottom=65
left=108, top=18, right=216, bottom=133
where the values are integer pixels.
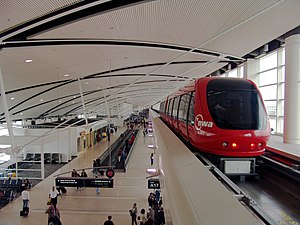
left=0, top=128, right=160, bottom=225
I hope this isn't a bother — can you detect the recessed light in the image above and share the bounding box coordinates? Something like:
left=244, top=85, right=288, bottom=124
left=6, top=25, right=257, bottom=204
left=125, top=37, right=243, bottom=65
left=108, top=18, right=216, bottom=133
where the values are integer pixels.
left=25, top=59, right=32, bottom=63
left=10, top=97, right=15, bottom=100
left=59, top=100, right=62, bottom=103
left=64, top=74, right=69, bottom=77
left=40, top=99, right=43, bottom=102
left=73, top=96, right=76, bottom=98
left=85, top=82, right=88, bottom=85
left=72, top=101, right=75, bottom=104
left=20, top=113, right=23, bottom=115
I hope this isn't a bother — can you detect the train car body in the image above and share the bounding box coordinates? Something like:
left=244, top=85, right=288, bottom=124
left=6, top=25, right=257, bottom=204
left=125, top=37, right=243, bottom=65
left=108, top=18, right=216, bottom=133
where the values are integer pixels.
left=159, top=77, right=270, bottom=158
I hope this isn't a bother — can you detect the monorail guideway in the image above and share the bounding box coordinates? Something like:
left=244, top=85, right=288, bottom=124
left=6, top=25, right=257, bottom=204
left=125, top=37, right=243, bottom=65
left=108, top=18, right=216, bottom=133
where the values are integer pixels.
left=195, top=153, right=300, bottom=225
left=236, top=167, right=300, bottom=225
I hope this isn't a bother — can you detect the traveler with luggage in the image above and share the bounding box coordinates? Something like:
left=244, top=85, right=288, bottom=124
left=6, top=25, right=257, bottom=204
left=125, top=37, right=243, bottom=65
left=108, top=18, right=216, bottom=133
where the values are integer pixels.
left=49, top=186, right=61, bottom=209
left=20, top=188, right=30, bottom=216
left=45, top=204, right=62, bottom=225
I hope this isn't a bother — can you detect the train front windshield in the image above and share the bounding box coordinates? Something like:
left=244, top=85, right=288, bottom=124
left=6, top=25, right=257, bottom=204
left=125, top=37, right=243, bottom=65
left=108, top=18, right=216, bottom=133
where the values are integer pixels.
left=207, top=79, right=268, bottom=130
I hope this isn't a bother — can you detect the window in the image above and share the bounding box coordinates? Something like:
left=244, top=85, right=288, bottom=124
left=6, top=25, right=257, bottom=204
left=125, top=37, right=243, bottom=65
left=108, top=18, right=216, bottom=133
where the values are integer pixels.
left=259, top=52, right=277, bottom=71
left=159, top=102, right=164, bottom=113
left=168, top=98, right=174, bottom=117
left=178, top=94, right=190, bottom=121
left=172, top=97, right=180, bottom=119
left=264, top=101, right=277, bottom=116
left=228, top=69, right=238, bottom=78
left=167, top=99, right=172, bottom=116
left=188, top=92, right=195, bottom=124
left=207, top=79, right=268, bottom=130
left=224, top=47, right=286, bottom=134
left=259, top=85, right=277, bottom=100
left=259, top=69, right=277, bottom=86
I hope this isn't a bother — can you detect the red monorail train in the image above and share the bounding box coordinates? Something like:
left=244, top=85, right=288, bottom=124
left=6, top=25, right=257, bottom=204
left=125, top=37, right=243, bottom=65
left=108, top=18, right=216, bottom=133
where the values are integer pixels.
left=159, top=77, right=270, bottom=157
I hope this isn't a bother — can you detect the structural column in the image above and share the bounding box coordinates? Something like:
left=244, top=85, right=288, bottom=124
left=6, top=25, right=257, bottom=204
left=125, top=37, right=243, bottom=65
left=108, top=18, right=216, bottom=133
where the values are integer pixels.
left=284, top=30, right=300, bottom=144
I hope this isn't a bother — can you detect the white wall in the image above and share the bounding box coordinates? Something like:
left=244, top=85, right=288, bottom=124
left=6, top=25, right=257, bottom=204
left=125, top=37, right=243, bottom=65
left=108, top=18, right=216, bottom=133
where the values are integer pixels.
left=0, top=120, right=108, bottom=162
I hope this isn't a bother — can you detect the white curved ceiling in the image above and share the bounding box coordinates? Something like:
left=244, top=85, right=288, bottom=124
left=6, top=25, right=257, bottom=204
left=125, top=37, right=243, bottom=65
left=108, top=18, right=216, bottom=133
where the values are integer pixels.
left=0, top=0, right=300, bottom=122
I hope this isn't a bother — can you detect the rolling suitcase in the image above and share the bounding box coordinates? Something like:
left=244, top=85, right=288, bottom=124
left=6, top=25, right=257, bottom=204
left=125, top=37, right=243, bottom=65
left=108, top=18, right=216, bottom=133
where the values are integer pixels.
left=20, top=207, right=29, bottom=217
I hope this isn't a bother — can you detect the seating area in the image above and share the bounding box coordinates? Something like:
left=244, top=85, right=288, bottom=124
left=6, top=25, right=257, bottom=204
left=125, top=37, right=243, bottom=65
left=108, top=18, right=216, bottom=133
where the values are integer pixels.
left=24, top=152, right=62, bottom=164
left=0, top=178, right=23, bottom=208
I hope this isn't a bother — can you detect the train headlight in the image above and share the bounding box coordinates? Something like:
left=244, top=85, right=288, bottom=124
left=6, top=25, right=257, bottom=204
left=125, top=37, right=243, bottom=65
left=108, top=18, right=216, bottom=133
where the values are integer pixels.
left=231, top=143, right=237, bottom=148
left=250, top=143, right=255, bottom=148
left=258, top=142, right=263, bottom=148
left=222, top=142, right=228, bottom=147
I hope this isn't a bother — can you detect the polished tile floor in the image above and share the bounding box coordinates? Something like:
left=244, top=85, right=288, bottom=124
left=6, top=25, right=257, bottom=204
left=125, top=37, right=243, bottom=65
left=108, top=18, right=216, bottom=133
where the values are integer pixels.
left=0, top=128, right=159, bottom=225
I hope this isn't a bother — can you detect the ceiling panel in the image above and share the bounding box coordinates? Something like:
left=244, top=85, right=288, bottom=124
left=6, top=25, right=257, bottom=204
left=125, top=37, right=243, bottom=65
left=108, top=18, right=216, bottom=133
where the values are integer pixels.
left=0, top=0, right=81, bottom=33
left=0, top=0, right=299, bottom=121
left=202, top=0, right=300, bottom=56
left=34, top=0, right=281, bottom=48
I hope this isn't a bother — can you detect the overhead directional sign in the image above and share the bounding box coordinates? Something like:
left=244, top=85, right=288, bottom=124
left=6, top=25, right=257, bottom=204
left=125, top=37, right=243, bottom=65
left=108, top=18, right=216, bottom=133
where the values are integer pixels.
left=55, top=177, right=113, bottom=188
left=148, top=179, right=160, bottom=189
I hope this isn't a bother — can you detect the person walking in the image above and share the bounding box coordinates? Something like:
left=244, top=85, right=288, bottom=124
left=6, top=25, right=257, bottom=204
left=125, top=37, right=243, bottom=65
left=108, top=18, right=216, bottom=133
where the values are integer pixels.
left=21, top=188, right=30, bottom=209
left=95, top=173, right=100, bottom=194
left=103, top=215, right=114, bottom=225
left=81, top=169, right=88, bottom=178
left=80, top=169, right=88, bottom=190
left=129, top=203, right=138, bottom=225
left=71, top=169, right=80, bottom=190
left=49, top=186, right=60, bottom=209
left=157, top=207, right=166, bottom=225
left=45, top=204, right=62, bottom=225
left=140, top=208, right=147, bottom=225
left=150, top=153, right=154, bottom=166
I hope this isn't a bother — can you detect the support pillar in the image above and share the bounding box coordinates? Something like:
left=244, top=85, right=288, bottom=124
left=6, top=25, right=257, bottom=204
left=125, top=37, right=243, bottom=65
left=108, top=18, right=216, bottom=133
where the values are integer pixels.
left=284, top=31, right=300, bottom=144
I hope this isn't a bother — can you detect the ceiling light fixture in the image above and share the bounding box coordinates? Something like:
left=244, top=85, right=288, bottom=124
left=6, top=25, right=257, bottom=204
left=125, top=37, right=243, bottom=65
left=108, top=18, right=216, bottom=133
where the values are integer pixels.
left=64, top=74, right=69, bottom=77
left=25, top=59, right=33, bottom=63
left=40, top=99, right=43, bottom=102
left=10, top=97, right=15, bottom=100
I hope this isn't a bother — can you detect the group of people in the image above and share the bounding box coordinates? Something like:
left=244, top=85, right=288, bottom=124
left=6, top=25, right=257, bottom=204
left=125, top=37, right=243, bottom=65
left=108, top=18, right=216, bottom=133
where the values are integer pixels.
left=21, top=183, right=63, bottom=225
left=71, top=169, right=88, bottom=190
left=46, top=186, right=62, bottom=225
left=127, top=196, right=165, bottom=225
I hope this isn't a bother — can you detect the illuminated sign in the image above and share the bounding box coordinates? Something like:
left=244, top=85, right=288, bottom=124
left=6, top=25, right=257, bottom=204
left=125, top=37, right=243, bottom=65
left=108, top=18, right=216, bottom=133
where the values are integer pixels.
left=148, top=179, right=160, bottom=189
left=55, top=177, right=113, bottom=188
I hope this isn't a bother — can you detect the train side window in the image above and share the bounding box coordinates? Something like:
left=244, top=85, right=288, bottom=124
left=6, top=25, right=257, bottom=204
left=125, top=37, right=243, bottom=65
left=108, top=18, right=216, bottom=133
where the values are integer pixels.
left=165, top=100, right=169, bottom=115
left=167, top=99, right=172, bottom=116
left=182, top=93, right=190, bottom=122
left=159, top=102, right=164, bottom=113
left=178, top=94, right=189, bottom=122
left=173, top=97, right=180, bottom=119
left=169, top=98, right=174, bottom=118
left=188, top=92, right=195, bottom=125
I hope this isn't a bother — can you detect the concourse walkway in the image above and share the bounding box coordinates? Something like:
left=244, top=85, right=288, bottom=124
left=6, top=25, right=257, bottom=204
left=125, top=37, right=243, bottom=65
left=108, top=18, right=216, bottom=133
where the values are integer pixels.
left=0, top=127, right=160, bottom=225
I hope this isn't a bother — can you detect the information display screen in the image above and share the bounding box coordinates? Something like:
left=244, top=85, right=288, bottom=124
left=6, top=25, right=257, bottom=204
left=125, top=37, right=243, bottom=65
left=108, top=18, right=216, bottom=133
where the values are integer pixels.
left=55, top=177, right=113, bottom=188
